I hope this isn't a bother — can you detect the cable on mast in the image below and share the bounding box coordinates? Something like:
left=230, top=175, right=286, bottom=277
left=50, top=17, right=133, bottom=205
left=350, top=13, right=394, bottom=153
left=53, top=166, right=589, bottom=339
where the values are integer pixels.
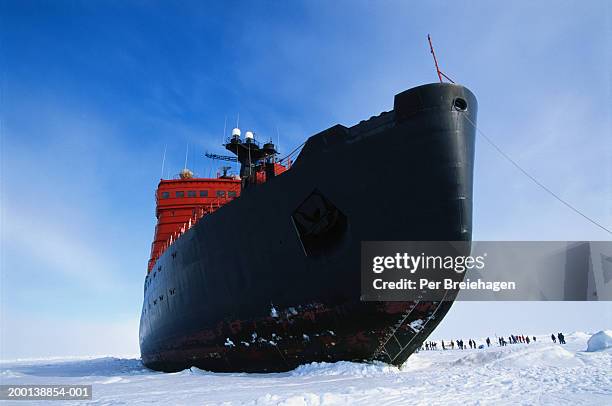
left=276, top=126, right=281, bottom=157
left=278, top=140, right=306, bottom=164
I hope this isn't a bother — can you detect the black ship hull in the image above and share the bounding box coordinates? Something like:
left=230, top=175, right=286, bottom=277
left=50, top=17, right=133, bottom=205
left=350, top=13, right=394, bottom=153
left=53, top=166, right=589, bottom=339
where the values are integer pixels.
left=139, top=83, right=477, bottom=372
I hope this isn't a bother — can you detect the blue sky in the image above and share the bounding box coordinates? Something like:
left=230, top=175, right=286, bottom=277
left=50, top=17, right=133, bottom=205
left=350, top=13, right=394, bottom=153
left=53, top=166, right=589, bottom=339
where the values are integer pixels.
left=1, top=1, right=610, bottom=358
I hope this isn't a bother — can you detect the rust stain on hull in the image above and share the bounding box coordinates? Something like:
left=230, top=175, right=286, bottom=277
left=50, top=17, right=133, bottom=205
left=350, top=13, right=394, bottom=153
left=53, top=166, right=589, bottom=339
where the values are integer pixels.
left=142, top=299, right=455, bottom=372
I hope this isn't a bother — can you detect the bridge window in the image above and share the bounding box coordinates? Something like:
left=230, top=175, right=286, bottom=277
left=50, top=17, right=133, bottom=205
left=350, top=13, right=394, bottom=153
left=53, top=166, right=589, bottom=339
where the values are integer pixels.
left=187, top=190, right=196, bottom=198
left=161, top=192, right=170, bottom=199
left=176, top=191, right=185, bottom=198
left=200, top=190, right=208, bottom=197
left=228, top=191, right=237, bottom=198
left=216, top=190, right=226, bottom=197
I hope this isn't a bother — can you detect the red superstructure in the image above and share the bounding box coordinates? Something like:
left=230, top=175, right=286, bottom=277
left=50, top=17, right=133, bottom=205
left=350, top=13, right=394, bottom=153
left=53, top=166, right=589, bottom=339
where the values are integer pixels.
left=147, top=172, right=240, bottom=272
left=254, top=162, right=288, bottom=184
left=147, top=162, right=288, bottom=272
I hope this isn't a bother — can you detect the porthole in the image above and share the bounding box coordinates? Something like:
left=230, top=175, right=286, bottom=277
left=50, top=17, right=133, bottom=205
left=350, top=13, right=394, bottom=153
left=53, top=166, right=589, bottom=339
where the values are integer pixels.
left=453, top=98, right=467, bottom=112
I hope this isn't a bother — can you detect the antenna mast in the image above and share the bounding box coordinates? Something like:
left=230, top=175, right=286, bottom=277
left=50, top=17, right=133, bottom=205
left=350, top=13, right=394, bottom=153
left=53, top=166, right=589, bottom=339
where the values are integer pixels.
left=222, top=116, right=227, bottom=146
left=427, top=34, right=455, bottom=84
left=160, top=144, right=167, bottom=179
left=184, top=144, right=189, bottom=170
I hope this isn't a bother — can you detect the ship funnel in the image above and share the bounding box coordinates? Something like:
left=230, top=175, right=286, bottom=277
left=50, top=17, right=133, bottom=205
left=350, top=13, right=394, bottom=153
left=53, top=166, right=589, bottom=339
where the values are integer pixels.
left=231, top=128, right=241, bottom=139
left=245, top=131, right=254, bottom=141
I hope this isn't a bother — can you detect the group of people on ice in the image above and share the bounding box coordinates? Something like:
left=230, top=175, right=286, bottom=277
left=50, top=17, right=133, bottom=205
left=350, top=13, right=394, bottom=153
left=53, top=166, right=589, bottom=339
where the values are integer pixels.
left=420, top=332, right=567, bottom=351
left=498, top=334, right=535, bottom=346
left=551, top=332, right=566, bottom=344
left=421, top=338, right=481, bottom=351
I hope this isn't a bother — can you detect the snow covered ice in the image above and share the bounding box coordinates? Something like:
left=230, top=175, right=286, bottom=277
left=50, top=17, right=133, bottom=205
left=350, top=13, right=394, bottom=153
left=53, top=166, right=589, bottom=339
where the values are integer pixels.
left=1, top=332, right=610, bottom=405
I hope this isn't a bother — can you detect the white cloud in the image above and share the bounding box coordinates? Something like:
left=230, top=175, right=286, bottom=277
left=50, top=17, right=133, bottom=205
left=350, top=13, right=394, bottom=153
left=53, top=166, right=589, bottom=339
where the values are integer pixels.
left=1, top=203, right=120, bottom=292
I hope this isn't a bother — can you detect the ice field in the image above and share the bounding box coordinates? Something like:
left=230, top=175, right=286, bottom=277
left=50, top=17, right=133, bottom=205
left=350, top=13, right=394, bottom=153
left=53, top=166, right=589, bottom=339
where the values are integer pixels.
left=1, top=331, right=610, bottom=405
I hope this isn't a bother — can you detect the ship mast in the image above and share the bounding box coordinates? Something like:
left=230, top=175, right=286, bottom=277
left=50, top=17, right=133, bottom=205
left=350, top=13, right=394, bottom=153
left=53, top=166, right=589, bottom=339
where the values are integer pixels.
left=218, top=127, right=279, bottom=188
left=427, top=34, right=455, bottom=84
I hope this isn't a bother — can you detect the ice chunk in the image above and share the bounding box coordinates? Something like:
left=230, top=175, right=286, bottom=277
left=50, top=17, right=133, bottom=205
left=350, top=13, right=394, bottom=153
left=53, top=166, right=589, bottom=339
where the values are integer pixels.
left=409, top=319, right=424, bottom=331
left=586, top=330, right=612, bottom=352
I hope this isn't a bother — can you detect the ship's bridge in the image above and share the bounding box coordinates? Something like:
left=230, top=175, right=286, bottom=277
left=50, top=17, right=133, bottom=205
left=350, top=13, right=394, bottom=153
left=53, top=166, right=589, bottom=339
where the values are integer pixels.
left=147, top=170, right=241, bottom=272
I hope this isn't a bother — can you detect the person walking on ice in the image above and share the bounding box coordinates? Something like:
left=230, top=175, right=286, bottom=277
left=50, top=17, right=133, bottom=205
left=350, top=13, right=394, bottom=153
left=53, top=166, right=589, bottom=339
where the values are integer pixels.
left=558, top=332, right=566, bottom=344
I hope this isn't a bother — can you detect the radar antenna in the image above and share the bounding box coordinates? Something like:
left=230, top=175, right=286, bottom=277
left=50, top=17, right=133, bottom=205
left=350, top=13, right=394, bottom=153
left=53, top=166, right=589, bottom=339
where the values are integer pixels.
left=205, top=152, right=238, bottom=162
left=220, top=166, right=232, bottom=178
